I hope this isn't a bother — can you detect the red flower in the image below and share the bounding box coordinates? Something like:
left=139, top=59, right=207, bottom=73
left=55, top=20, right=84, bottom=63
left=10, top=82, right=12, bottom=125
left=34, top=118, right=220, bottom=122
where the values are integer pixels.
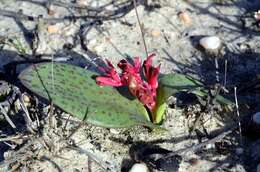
left=95, top=54, right=160, bottom=110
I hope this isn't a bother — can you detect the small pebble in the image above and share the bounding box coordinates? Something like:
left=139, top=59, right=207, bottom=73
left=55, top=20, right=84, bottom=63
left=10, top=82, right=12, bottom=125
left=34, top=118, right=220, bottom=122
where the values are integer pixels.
left=129, top=163, right=149, bottom=172
left=254, top=10, right=260, bottom=20
left=253, top=112, right=260, bottom=124
left=22, top=94, right=31, bottom=107
left=47, top=25, right=59, bottom=34
left=76, top=0, right=88, bottom=6
left=23, top=94, right=30, bottom=103
left=151, top=30, right=161, bottom=37
left=110, top=128, right=120, bottom=134
left=199, top=36, right=221, bottom=51
left=239, top=43, right=250, bottom=52
left=235, top=147, right=244, bottom=155
left=178, top=11, right=192, bottom=26
left=205, top=143, right=215, bottom=149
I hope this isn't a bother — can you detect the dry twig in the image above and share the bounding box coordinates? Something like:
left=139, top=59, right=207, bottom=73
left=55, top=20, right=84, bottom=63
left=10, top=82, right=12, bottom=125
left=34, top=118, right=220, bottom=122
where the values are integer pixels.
left=0, top=104, right=16, bottom=129
left=0, top=134, right=29, bottom=142
left=234, top=87, right=242, bottom=144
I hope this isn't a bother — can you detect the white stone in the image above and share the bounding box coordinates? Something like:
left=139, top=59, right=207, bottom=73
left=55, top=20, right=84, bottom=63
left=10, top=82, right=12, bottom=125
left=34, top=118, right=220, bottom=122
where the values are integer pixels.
left=129, top=163, right=149, bottom=172
left=253, top=112, right=260, bottom=124
left=76, top=0, right=88, bottom=6
left=110, top=128, right=120, bottom=134
left=199, top=36, right=221, bottom=51
left=205, top=143, right=215, bottom=149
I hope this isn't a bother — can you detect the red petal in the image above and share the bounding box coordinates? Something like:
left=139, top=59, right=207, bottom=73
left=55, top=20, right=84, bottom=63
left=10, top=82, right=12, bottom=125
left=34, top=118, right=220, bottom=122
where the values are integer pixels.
left=148, top=64, right=160, bottom=89
left=118, top=59, right=133, bottom=72
left=135, top=86, right=156, bottom=110
left=96, top=76, right=123, bottom=87
left=118, top=58, right=143, bottom=85
left=143, top=53, right=156, bottom=77
left=108, top=69, right=121, bottom=83
left=96, top=59, right=123, bottom=87
left=127, top=76, right=156, bottom=110
left=118, top=58, right=141, bottom=74
left=143, top=53, right=159, bottom=89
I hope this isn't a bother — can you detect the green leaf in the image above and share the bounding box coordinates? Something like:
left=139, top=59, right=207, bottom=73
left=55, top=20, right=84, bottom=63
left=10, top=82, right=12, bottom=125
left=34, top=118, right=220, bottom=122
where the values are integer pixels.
left=154, top=73, right=233, bottom=123
left=158, top=73, right=233, bottom=105
left=19, top=63, right=157, bottom=128
left=158, top=73, right=203, bottom=102
left=153, top=73, right=202, bottom=123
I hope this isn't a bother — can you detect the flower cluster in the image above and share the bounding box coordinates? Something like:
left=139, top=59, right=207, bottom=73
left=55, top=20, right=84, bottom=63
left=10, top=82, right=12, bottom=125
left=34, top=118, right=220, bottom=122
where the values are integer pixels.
left=96, top=54, right=160, bottom=110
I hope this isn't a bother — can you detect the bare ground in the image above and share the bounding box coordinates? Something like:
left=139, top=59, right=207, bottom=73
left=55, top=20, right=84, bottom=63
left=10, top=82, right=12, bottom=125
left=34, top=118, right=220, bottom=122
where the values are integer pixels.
left=0, top=0, right=260, bottom=172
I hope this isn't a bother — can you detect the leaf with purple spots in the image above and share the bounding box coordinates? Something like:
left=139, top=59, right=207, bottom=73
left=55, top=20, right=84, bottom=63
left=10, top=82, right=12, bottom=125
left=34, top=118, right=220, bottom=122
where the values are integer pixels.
left=19, top=63, right=157, bottom=128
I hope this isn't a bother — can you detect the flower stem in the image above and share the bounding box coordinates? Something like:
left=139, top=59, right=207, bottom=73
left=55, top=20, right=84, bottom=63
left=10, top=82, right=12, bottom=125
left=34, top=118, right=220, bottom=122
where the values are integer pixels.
left=133, top=0, right=148, bottom=58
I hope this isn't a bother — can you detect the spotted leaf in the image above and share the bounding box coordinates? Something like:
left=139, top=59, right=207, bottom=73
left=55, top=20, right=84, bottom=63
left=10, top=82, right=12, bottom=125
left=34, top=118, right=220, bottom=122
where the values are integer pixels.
left=19, top=63, right=157, bottom=128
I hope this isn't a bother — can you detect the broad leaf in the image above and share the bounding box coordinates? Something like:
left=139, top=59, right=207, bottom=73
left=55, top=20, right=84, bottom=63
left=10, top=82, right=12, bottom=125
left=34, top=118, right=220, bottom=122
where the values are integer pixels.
left=158, top=73, right=233, bottom=105
left=154, top=73, right=233, bottom=123
left=19, top=63, right=156, bottom=128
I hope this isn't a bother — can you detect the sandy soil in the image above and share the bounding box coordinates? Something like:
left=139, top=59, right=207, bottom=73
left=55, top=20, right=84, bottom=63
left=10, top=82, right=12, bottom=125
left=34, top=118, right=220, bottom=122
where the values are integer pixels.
left=0, top=0, right=260, bottom=172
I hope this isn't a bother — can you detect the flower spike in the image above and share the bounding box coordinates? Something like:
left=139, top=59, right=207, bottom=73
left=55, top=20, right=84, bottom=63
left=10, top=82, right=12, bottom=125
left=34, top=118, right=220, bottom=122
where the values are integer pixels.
left=96, top=54, right=160, bottom=111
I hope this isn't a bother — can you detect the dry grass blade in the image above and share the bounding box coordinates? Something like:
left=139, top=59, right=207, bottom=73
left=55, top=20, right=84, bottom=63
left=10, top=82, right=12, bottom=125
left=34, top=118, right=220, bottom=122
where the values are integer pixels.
left=0, top=104, right=16, bottom=129
left=234, top=87, right=242, bottom=144
left=0, top=134, right=29, bottom=142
